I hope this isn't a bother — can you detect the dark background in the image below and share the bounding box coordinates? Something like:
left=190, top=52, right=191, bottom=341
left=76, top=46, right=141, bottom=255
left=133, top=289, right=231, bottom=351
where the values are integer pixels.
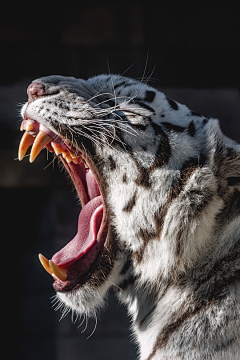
left=1, top=2, right=239, bottom=360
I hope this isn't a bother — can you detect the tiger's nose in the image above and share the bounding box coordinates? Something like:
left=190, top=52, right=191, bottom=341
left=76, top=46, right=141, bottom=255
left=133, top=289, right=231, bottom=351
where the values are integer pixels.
left=27, top=82, right=46, bottom=103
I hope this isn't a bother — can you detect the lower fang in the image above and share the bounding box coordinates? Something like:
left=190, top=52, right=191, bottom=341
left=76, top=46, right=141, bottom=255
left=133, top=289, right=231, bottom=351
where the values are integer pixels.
left=49, top=260, right=68, bottom=281
left=38, top=253, right=52, bottom=275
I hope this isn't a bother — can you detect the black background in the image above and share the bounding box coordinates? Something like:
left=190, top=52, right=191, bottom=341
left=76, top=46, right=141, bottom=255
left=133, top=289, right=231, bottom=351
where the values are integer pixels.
left=1, top=2, right=239, bottom=359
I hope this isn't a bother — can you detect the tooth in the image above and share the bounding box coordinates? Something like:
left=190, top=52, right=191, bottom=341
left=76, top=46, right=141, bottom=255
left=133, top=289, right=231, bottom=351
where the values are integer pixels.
left=70, top=152, right=79, bottom=164
left=68, top=150, right=78, bottom=159
left=52, top=143, right=63, bottom=156
left=49, top=260, right=68, bottom=281
left=18, top=131, right=35, bottom=161
left=30, top=131, right=52, bottom=163
left=80, top=158, right=88, bottom=168
left=62, top=151, right=72, bottom=163
left=72, top=158, right=79, bottom=164
left=38, top=253, right=52, bottom=275
left=26, top=123, right=35, bottom=131
left=51, top=143, right=81, bottom=165
left=65, top=155, right=73, bottom=164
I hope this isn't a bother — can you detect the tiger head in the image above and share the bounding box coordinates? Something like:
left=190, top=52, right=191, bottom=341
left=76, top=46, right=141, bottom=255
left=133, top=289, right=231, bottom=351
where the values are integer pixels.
left=19, top=74, right=240, bottom=323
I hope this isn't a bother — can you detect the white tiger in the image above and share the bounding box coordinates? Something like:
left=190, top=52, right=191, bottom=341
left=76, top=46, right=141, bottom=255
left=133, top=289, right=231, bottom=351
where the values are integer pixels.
left=18, top=74, right=240, bottom=359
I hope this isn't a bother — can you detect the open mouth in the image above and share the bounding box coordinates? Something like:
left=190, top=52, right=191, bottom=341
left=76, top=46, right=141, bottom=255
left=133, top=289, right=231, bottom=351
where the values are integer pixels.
left=18, top=118, right=108, bottom=292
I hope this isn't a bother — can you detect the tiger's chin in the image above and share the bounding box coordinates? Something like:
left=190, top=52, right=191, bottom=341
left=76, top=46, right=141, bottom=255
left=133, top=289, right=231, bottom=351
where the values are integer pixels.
left=56, top=281, right=109, bottom=318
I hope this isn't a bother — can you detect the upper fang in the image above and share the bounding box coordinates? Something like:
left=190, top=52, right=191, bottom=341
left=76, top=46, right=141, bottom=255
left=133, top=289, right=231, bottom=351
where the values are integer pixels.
left=29, top=131, right=52, bottom=163
left=18, top=131, right=35, bottom=161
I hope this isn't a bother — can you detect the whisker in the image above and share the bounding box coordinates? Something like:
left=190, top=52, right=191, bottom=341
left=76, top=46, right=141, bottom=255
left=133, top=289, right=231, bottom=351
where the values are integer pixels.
left=59, top=305, right=71, bottom=321
left=81, top=315, right=88, bottom=333
left=43, top=152, right=57, bottom=170
left=141, top=47, right=149, bottom=84
left=121, top=62, right=135, bottom=76
left=86, top=315, right=98, bottom=339
left=143, top=61, right=157, bottom=85
left=77, top=314, right=86, bottom=329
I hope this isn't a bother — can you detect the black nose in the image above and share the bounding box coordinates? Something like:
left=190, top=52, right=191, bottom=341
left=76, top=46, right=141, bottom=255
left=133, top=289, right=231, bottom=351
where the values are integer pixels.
left=27, top=82, right=46, bottom=103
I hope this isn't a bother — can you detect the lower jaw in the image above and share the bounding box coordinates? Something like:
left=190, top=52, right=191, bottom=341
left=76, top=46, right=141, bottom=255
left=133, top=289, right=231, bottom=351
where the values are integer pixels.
left=53, top=246, right=103, bottom=292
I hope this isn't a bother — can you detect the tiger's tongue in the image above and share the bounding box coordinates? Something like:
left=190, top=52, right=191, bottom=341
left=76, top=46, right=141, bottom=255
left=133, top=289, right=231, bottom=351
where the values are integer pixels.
left=52, top=196, right=103, bottom=268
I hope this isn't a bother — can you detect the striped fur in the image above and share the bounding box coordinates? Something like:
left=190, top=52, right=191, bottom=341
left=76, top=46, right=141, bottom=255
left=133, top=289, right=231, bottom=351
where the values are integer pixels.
left=22, top=74, right=240, bottom=359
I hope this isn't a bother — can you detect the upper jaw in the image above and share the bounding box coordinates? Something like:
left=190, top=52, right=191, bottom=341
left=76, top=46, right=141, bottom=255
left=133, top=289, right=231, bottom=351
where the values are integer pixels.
left=19, top=114, right=83, bottom=164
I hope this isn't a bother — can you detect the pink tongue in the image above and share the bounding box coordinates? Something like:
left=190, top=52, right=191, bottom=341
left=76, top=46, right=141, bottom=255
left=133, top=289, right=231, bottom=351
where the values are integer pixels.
left=52, top=196, right=103, bottom=268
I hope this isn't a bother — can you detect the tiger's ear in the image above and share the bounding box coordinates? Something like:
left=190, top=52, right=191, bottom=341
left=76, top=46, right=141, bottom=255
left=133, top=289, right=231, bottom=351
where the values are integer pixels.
left=205, top=119, right=240, bottom=188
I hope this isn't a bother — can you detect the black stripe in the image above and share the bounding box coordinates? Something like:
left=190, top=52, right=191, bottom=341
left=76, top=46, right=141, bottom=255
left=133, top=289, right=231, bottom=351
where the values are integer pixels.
left=139, top=305, right=157, bottom=328
left=122, top=173, right=127, bottom=183
left=151, top=121, right=164, bottom=136
left=190, top=110, right=202, bottom=117
left=108, top=155, right=116, bottom=171
left=113, top=81, right=127, bottom=89
left=120, top=254, right=133, bottom=275
left=144, top=90, right=156, bottom=103
left=188, top=121, right=196, bottom=136
left=166, top=97, right=178, bottom=110
left=162, top=122, right=185, bottom=133
left=107, top=99, right=117, bottom=108
left=134, top=101, right=155, bottom=113
left=123, top=190, right=137, bottom=212
left=131, top=124, right=148, bottom=131
left=133, top=228, right=157, bottom=263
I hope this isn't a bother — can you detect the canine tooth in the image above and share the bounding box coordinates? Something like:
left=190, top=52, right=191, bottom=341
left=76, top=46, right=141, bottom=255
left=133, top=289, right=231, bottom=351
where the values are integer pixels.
left=18, top=131, right=35, bottom=161
left=38, top=253, right=52, bottom=275
left=29, top=131, right=52, bottom=163
left=49, top=260, right=68, bottom=281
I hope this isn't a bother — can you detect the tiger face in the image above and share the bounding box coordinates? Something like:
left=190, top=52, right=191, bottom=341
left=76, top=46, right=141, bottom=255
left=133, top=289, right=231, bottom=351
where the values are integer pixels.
left=19, top=74, right=240, bottom=359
